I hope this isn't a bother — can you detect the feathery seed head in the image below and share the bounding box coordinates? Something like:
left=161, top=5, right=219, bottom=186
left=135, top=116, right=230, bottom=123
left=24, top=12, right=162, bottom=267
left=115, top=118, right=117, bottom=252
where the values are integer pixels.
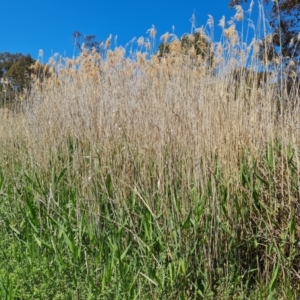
left=266, top=34, right=273, bottom=44
left=137, top=36, right=144, bottom=46
left=160, top=32, right=170, bottom=44
left=169, top=40, right=181, bottom=55
left=288, top=59, right=295, bottom=68
left=247, top=0, right=254, bottom=14
left=38, top=49, right=44, bottom=59
left=147, top=25, right=157, bottom=38
left=105, top=34, right=112, bottom=48
left=188, top=46, right=196, bottom=58
left=234, top=5, right=244, bottom=21
left=144, top=39, right=151, bottom=50
left=207, top=15, right=214, bottom=29
left=137, top=52, right=146, bottom=67
left=224, top=25, right=236, bottom=40
left=219, top=16, right=226, bottom=29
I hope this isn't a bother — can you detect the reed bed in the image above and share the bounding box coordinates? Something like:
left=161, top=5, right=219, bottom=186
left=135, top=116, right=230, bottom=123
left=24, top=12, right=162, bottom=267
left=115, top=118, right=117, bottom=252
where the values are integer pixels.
left=0, top=13, right=299, bottom=299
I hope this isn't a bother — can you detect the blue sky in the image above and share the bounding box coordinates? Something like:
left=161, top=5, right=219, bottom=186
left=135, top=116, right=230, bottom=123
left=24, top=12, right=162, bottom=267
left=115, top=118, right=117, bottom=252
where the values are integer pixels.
left=1, top=0, right=263, bottom=62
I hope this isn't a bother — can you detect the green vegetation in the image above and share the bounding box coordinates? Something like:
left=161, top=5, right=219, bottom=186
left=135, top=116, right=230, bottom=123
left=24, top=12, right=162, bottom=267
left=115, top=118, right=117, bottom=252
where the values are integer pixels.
left=0, top=53, right=35, bottom=97
left=0, top=141, right=299, bottom=299
left=0, top=52, right=51, bottom=112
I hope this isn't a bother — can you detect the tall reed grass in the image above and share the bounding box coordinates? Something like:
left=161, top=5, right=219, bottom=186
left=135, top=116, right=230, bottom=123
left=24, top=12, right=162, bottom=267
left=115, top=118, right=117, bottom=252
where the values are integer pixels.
left=0, top=7, right=299, bottom=299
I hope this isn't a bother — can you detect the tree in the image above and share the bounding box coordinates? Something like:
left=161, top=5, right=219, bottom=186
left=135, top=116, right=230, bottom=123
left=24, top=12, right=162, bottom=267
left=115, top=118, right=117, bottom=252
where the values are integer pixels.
left=229, top=0, right=300, bottom=66
left=0, top=52, right=37, bottom=103
left=0, top=52, right=53, bottom=104
left=158, top=31, right=214, bottom=67
left=0, top=52, right=25, bottom=78
left=5, top=55, right=35, bottom=92
left=72, top=31, right=104, bottom=55
left=0, top=52, right=36, bottom=91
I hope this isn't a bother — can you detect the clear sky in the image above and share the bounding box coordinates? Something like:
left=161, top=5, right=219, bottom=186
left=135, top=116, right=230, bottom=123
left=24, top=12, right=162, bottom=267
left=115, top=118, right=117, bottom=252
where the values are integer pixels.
left=1, top=0, right=262, bottom=62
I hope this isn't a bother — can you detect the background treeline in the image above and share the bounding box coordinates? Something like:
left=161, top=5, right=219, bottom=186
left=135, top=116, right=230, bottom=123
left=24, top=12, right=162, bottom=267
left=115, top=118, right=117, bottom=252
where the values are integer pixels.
left=0, top=52, right=51, bottom=109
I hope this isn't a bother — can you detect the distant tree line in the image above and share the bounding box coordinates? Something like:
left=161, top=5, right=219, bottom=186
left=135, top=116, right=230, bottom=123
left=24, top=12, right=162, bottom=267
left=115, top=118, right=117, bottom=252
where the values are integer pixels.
left=0, top=52, right=35, bottom=95
left=0, top=52, right=51, bottom=104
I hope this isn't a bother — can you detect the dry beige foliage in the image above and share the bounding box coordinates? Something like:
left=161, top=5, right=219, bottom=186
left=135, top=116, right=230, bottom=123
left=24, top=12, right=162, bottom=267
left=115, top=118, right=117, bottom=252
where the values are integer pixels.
left=1, top=29, right=299, bottom=203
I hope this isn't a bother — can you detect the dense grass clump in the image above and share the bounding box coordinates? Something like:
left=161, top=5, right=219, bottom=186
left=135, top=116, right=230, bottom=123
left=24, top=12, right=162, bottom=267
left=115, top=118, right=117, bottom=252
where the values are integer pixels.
left=0, top=143, right=299, bottom=299
left=0, top=10, right=300, bottom=299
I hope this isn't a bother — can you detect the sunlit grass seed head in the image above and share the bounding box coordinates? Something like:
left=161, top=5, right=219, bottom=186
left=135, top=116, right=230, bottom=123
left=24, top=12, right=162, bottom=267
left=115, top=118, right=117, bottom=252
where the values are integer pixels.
left=206, top=14, right=214, bottom=29
left=137, top=52, right=147, bottom=66
left=266, top=34, right=274, bottom=44
left=234, top=5, right=244, bottom=21
left=160, top=32, right=170, bottom=44
left=105, top=34, right=112, bottom=48
left=137, top=36, right=144, bottom=47
left=224, top=24, right=238, bottom=44
left=219, top=16, right=226, bottom=29
left=168, top=39, right=181, bottom=55
left=147, top=25, right=157, bottom=38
